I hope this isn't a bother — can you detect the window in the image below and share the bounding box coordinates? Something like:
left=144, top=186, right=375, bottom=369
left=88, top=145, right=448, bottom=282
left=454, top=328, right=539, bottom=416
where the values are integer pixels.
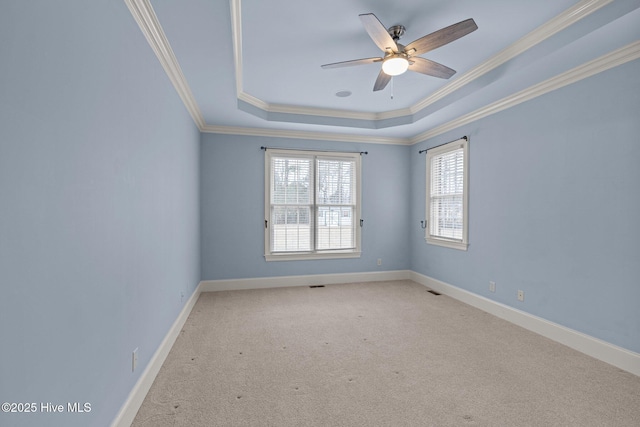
left=425, top=138, right=469, bottom=250
left=265, top=149, right=361, bottom=261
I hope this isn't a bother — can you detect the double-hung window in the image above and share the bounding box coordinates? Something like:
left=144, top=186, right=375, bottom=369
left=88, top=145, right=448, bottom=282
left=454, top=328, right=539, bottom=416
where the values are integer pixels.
left=265, top=149, right=361, bottom=261
left=425, top=138, right=469, bottom=250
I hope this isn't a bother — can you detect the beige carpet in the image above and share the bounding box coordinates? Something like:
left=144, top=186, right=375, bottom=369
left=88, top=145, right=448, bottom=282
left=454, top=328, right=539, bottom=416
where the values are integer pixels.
left=132, top=280, right=640, bottom=426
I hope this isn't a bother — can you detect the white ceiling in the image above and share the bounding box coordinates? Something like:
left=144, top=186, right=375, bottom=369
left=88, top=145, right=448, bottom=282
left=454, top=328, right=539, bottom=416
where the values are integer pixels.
left=129, top=0, right=640, bottom=143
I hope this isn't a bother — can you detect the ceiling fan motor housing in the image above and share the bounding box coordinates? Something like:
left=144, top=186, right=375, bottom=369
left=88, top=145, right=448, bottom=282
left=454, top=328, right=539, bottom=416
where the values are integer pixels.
left=388, top=25, right=406, bottom=43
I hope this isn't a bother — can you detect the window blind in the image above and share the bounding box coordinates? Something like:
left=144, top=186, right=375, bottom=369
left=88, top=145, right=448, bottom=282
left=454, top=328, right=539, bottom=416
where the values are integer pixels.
left=429, top=146, right=464, bottom=241
left=270, top=155, right=313, bottom=252
left=267, top=151, right=359, bottom=257
left=316, top=158, right=356, bottom=251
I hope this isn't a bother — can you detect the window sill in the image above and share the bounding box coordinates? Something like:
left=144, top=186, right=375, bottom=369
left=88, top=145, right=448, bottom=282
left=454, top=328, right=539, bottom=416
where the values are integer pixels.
left=265, top=251, right=362, bottom=262
left=425, top=237, right=468, bottom=251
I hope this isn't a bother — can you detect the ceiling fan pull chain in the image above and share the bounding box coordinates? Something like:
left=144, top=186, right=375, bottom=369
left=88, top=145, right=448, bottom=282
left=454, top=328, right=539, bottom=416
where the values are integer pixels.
left=391, top=77, right=394, bottom=100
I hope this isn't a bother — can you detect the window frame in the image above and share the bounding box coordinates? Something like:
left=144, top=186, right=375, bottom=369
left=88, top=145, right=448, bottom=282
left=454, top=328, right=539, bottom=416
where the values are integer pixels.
left=425, top=138, right=469, bottom=251
left=264, top=148, right=362, bottom=261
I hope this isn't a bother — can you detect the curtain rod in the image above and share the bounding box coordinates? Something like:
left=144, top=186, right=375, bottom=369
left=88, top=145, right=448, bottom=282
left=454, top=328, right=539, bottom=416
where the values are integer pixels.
left=261, top=146, right=368, bottom=155
left=418, top=136, right=467, bottom=154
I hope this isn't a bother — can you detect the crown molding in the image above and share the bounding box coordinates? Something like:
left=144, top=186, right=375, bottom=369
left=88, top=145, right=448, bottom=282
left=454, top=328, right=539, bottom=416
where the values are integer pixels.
left=207, top=40, right=640, bottom=146
left=230, top=0, right=613, bottom=124
left=200, top=124, right=411, bottom=145
left=410, top=40, right=640, bottom=144
left=128, top=0, right=634, bottom=146
left=238, top=92, right=378, bottom=121
left=124, top=0, right=205, bottom=129
left=229, top=0, right=244, bottom=97
left=409, top=0, right=613, bottom=115
left=267, top=103, right=382, bottom=121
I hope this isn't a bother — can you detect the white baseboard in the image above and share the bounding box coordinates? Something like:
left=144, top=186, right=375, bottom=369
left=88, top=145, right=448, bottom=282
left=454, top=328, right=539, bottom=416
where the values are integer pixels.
left=110, top=270, right=405, bottom=426
left=410, top=271, right=640, bottom=377
left=111, top=281, right=203, bottom=427
left=201, top=270, right=412, bottom=292
left=111, top=269, right=638, bottom=426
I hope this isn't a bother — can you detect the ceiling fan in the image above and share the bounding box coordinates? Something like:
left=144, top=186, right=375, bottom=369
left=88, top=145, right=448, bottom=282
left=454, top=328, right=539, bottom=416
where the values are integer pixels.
left=321, top=13, right=478, bottom=91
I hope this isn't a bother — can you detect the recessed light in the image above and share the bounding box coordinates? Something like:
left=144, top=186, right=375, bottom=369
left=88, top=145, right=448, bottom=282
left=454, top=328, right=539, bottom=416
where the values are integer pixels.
left=335, top=90, right=352, bottom=98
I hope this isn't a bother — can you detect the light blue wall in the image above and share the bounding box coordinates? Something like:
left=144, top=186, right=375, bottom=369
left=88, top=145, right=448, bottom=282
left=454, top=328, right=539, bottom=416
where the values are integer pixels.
left=0, top=2, right=200, bottom=426
left=410, top=59, right=640, bottom=353
left=1, top=2, right=637, bottom=426
left=200, top=134, right=411, bottom=280
left=201, top=62, right=640, bottom=354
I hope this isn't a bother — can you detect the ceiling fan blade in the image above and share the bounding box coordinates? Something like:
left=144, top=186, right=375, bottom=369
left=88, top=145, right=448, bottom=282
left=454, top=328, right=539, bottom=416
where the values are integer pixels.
left=359, top=13, right=398, bottom=53
left=373, top=69, right=391, bottom=91
left=405, top=18, right=478, bottom=56
left=408, top=57, right=456, bottom=79
left=321, top=57, right=382, bottom=69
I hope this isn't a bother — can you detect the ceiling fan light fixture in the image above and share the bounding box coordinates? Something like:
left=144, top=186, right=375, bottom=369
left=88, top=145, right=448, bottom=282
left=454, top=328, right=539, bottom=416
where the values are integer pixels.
left=382, top=55, right=409, bottom=76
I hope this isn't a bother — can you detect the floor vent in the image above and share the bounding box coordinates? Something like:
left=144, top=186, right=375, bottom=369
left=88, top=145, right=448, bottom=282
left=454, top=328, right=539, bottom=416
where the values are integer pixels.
left=309, top=285, right=325, bottom=288
left=427, top=290, right=441, bottom=296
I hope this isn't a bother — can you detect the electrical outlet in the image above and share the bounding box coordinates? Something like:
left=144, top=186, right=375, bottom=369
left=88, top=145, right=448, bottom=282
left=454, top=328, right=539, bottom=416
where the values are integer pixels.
left=377, top=258, right=382, bottom=266
left=517, top=290, right=524, bottom=301
left=489, top=281, right=496, bottom=292
left=132, top=348, right=138, bottom=372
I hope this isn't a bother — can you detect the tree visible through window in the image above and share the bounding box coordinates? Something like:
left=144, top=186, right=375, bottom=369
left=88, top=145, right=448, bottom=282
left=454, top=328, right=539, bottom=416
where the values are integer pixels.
left=265, top=149, right=361, bottom=260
